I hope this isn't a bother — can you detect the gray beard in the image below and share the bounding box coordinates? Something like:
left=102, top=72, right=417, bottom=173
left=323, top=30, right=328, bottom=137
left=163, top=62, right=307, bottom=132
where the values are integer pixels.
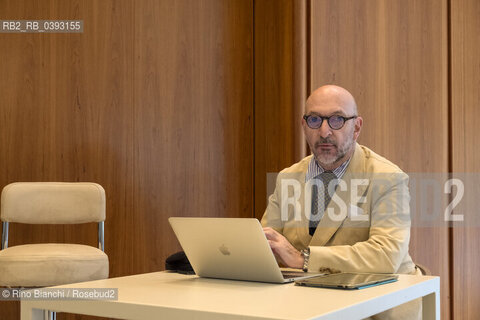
left=315, top=136, right=354, bottom=167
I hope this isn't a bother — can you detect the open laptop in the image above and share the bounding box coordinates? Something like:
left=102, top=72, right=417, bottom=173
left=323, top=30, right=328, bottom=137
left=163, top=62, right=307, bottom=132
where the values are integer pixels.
left=168, top=217, right=320, bottom=283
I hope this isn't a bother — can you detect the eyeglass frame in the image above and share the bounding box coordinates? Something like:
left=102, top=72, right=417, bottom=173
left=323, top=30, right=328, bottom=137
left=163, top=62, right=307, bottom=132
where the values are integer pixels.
left=303, top=114, right=358, bottom=130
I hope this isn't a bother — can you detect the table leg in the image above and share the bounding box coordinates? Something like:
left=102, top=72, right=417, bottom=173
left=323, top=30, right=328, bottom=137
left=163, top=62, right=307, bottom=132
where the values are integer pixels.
left=422, top=291, right=440, bottom=320
left=20, top=304, right=46, bottom=320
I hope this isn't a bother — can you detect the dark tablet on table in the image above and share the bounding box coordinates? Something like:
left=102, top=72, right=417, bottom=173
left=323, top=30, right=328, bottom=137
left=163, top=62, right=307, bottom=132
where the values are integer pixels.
left=295, top=272, right=398, bottom=290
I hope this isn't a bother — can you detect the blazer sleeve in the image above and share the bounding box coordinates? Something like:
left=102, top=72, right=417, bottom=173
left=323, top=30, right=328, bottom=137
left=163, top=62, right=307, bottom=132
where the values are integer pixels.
left=260, top=172, right=285, bottom=233
left=308, top=172, right=412, bottom=274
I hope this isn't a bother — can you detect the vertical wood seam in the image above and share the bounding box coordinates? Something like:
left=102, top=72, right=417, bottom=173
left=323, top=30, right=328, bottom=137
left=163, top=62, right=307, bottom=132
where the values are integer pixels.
left=252, top=0, right=256, bottom=218
left=447, top=0, right=454, bottom=318
left=305, top=0, right=311, bottom=157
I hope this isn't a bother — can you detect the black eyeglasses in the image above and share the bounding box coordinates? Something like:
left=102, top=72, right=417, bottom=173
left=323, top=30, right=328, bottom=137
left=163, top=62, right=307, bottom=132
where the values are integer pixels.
left=303, top=114, right=357, bottom=130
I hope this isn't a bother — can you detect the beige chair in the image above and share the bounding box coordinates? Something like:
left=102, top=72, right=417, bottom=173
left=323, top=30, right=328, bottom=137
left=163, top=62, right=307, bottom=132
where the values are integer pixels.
left=0, top=182, right=109, bottom=288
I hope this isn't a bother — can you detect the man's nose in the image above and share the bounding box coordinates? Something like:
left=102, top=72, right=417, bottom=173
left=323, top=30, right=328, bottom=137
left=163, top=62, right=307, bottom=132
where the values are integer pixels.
left=319, top=119, right=332, bottom=138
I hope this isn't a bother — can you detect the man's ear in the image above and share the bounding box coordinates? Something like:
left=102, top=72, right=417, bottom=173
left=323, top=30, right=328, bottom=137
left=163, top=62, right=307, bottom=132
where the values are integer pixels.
left=301, top=117, right=308, bottom=131
left=353, top=116, right=363, bottom=140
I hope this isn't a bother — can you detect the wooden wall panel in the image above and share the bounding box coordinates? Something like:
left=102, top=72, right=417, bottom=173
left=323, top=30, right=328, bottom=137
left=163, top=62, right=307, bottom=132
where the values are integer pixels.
left=451, top=0, right=480, bottom=318
left=254, top=0, right=307, bottom=220
left=0, top=1, right=134, bottom=319
left=0, top=0, right=253, bottom=318
left=0, top=0, right=134, bottom=261
left=133, top=0, right=254, bottom=274
left=310, top=0, right=450, bottom=318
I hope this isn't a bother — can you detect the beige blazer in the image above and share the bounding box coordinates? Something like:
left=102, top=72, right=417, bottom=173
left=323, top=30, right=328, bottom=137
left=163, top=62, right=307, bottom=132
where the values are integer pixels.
left=261, top=143, right=416, bottom=275
left=261, top=143, right=421, bottom=319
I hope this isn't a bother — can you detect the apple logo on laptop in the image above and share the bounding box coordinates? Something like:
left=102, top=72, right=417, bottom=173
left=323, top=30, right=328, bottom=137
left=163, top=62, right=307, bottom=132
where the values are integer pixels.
left=218, top=244, right=231, bottom=256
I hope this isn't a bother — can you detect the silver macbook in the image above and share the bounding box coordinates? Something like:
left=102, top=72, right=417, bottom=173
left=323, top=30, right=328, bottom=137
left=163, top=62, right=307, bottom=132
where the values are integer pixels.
left=168, top=217, right=320, bottom=283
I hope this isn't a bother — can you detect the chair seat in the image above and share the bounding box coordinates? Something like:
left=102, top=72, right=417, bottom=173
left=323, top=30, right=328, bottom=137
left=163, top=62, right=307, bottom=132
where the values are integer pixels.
left=0, top=243, right=109, bottom=287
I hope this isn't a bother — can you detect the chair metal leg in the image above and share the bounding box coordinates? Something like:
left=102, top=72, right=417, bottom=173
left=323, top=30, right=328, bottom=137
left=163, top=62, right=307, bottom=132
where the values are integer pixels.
left=1, top=221, right=9, bottom=249
left=98, top=221, right=105, bottom=252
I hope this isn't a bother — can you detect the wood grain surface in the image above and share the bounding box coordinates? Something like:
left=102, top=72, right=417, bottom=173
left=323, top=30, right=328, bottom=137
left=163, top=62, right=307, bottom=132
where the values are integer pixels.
left=310, top=0, right=450, bottom=318
left=0, top=0, right=253, bottom=319
left=451, top=0, right=480, bottom=318
left=132, top=0, right=253, bottom=275
left=254, top=0, right=308, bottom=220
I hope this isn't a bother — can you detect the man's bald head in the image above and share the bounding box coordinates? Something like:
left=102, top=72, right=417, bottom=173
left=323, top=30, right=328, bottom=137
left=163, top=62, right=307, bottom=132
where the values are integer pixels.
left=305, top=85, right=358, bottom=116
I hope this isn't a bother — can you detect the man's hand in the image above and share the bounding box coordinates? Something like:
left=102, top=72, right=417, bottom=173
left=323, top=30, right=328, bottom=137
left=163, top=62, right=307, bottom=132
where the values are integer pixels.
left=263, top=227, right=304, bottom=269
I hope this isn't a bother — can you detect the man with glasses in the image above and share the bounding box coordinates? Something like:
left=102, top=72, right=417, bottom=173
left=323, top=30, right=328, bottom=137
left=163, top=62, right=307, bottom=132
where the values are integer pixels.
left=261, top=85, right=420, bottom=319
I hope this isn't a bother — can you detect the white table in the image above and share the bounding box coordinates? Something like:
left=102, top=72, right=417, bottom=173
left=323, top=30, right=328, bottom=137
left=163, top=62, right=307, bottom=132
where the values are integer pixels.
left=21, top=272, right=440, bottom=320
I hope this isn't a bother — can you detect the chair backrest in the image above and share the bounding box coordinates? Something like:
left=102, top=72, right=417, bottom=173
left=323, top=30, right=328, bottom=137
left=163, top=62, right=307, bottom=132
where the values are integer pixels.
left=1, top=182, right=105, bottom=224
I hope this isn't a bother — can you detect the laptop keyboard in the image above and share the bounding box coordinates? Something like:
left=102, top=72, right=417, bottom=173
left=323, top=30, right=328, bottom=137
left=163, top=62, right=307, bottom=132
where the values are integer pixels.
left=281, top=271, right=307, bottom=279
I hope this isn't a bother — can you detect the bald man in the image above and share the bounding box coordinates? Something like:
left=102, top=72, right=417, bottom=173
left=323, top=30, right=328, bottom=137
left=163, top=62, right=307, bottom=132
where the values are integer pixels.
left=261, top=85, right=421, bottom=319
